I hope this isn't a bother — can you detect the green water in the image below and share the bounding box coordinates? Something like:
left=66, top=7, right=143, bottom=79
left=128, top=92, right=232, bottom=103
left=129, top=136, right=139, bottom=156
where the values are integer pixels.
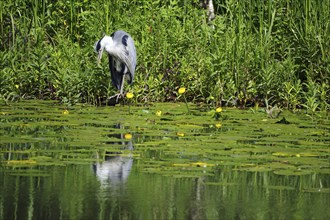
left=0, top=100, right=329, bottom=219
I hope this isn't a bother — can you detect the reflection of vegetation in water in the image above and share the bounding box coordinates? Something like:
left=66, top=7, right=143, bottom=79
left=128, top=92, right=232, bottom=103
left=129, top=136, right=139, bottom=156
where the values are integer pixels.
left=1, top=165, right=328, bottom=219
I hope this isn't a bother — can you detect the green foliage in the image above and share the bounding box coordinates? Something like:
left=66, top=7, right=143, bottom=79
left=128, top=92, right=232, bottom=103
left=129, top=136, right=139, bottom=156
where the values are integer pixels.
left=0, top=0, right=329, bottom=111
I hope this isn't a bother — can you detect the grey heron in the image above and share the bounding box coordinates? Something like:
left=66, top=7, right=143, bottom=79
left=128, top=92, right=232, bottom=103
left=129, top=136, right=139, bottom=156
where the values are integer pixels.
left=94, top=30, right=137, bottom=101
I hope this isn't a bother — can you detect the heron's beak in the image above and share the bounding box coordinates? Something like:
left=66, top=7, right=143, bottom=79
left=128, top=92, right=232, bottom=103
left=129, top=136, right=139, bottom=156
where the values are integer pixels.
left=97, top=49, right=103, bottom=65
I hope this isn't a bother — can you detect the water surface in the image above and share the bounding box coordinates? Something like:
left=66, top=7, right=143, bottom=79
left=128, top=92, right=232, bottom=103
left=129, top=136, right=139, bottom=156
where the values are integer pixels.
left=0, top=100, right=329, bottom=219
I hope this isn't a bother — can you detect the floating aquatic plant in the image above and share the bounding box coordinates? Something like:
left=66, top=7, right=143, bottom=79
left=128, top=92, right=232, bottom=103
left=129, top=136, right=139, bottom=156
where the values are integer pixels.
left=155, top=110, right=162, bottom=117
left=210, top=107, right=222, bottom=120
left=215, top=123, right=222, bottom=128
left=178, top=87, right=186, bottom=94
left=176, top=132, right=185, bottom=137
left=124, top=133, right=132, bottom=140
left=1, top=101, right=329, bottom=178
left=178, top=87, right=190, bottom=114
left=126, top=92, right=134, bottom=114
left=126, top=92, right=134, bottom=99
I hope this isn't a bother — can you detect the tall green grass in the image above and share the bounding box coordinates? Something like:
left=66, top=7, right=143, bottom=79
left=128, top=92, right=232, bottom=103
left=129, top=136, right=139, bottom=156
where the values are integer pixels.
left=0, top=0, right=329, bottom=111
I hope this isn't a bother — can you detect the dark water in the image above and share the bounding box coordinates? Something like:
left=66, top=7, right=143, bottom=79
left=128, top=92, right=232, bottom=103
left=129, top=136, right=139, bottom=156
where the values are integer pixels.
left=0, top=101, right=329, bottom=219
left=1, top=164, right=329, bottom=219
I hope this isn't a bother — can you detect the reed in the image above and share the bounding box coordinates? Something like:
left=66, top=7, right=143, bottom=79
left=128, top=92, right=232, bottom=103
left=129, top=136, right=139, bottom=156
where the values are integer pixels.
left=0, top=0, right=329, bottom=111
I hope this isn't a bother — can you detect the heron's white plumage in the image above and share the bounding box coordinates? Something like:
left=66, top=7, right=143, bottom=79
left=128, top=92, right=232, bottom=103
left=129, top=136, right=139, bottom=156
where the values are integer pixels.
left=95, top=30, right=136, bottom=94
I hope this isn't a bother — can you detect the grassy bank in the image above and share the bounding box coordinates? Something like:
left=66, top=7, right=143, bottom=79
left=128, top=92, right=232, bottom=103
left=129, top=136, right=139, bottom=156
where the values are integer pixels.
left=1, top=0, right=329, bottom=112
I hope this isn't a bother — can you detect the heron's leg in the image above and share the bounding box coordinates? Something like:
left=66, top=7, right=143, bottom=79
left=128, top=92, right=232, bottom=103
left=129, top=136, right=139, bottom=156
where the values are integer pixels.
left=116, top=74, right=126, bottom=102
left=119, top=74, right=125, bottom=95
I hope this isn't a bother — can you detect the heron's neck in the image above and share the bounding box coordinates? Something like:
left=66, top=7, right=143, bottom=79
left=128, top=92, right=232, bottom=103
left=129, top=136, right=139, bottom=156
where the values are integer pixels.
left=102, top=36, right=114, bottom=53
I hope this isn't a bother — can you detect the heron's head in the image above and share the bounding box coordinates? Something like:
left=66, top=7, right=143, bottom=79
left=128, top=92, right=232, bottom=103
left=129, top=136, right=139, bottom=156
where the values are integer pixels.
left=94, top=37, right=104, bottom=65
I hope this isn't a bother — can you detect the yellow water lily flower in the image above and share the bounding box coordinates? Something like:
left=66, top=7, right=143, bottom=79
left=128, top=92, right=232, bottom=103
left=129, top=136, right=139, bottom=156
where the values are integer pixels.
left=126, top=92, right=134, bottom=99
left=156, top=110, right=162, bottom=117
left=176, top=132, right=185, bottom=137
left=62, top=110, right=69, bottom=115
left=124, top=133, right=132, bottom=140
left=215, top=123, right=222, bottom=128
left=178, top=87, right=186, bottom=94
left=216, top=107, right=222, bottom=113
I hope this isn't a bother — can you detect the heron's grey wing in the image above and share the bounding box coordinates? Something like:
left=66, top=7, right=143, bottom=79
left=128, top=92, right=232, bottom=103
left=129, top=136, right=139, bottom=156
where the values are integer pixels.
left=108, top=54, right=123, bottom=91
left=125, top=35, right=137, bottom=84
left=112, top=30, right=137, bottom=84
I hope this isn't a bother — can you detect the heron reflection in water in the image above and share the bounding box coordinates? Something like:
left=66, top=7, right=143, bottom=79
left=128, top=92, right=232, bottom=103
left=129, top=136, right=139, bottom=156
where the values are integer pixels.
left=93, top=124, right=134, bottom=187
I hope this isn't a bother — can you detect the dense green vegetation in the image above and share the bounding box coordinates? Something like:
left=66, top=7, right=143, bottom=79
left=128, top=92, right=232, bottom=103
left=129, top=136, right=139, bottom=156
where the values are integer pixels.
left=1, top=0, right=329, bottom=111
